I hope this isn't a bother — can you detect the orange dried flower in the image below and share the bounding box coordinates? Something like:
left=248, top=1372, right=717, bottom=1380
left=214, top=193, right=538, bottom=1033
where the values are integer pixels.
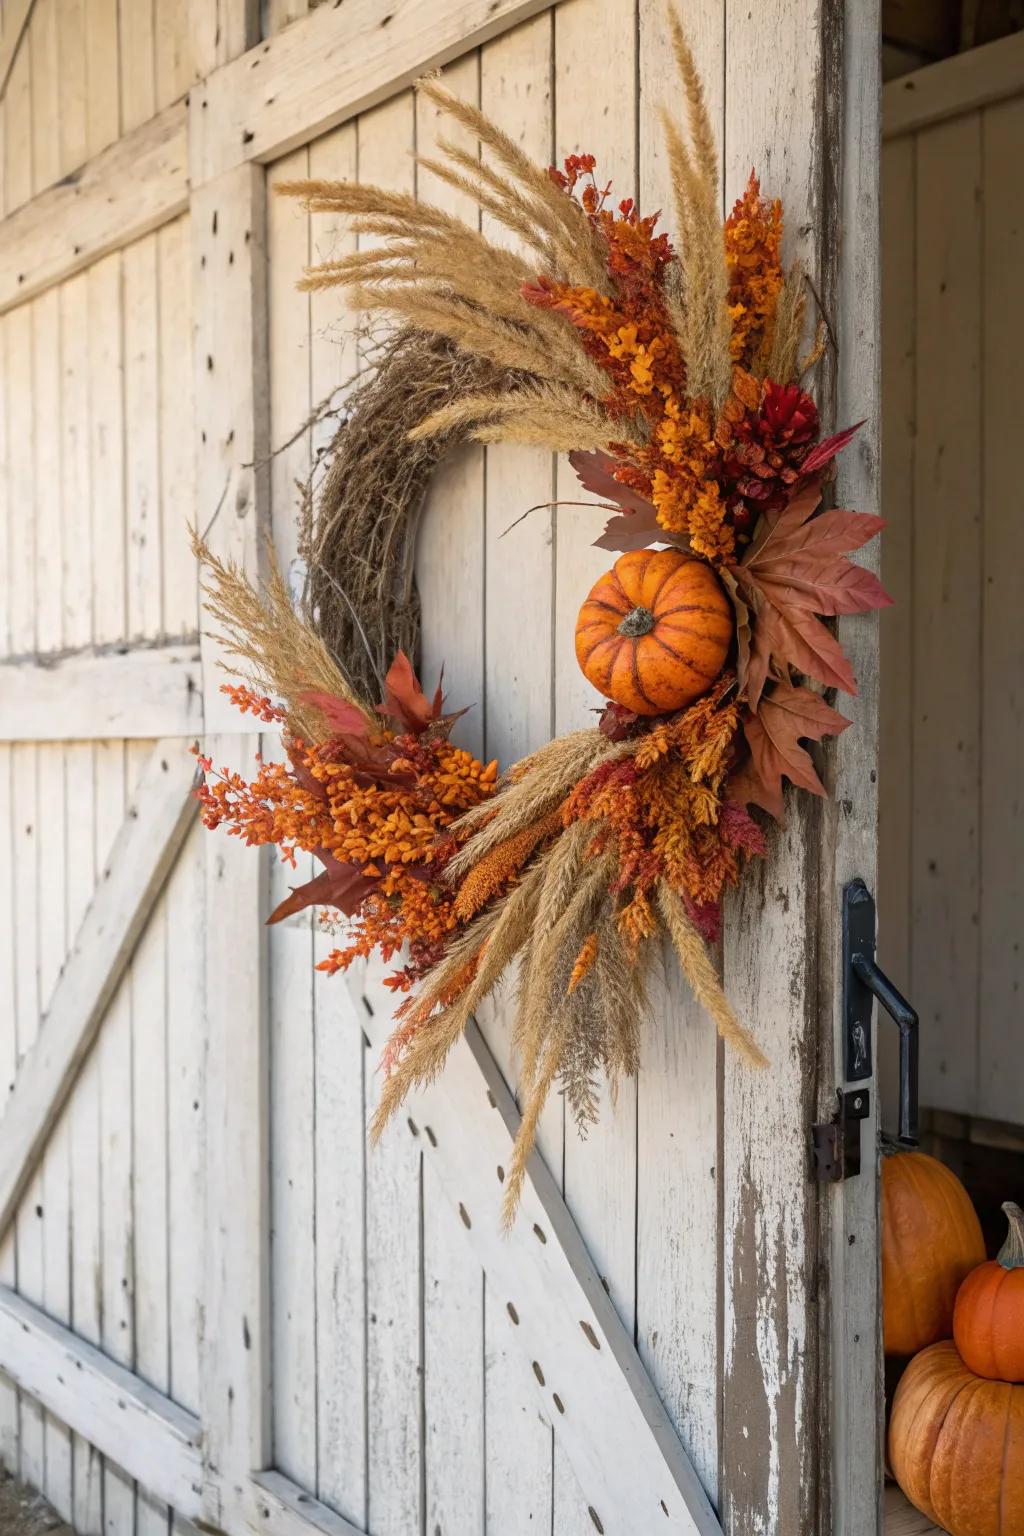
left=725, top=172, right=784, bottom=369
left=567, top=932, right=599, bottom=994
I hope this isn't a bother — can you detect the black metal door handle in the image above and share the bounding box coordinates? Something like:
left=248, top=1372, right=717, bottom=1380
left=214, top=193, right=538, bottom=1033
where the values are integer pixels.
left=844, top=878, right=919, bottom=1146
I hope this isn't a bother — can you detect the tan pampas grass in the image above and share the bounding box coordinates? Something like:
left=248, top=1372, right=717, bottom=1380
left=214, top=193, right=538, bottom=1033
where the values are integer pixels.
left=765, top=263, right=808, bottom=383
left=660, top=7, right=733, bottom=411
left=453, top=806, right=564, bottom=921
left=191, top=528, right=372, bottom=741
left=408, top=382, right=638, bottom=455
left=657, top=883, right=768, bottom=1067
left=370, top=851, right=551, bottom=1139
left=444, top=731, right=614, bottom=881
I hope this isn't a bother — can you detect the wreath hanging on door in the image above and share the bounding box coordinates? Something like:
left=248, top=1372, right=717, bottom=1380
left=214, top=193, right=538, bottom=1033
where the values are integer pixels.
left=193, top=12, right=889, bottom=1221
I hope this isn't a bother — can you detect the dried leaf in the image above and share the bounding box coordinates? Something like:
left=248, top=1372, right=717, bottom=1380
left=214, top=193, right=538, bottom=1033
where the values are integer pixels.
left=377, top=650, right=440, bottom=733
left=731, top=478, right=891, bottom=706
left=729, top=680, right=850, bottom=821
left=800, top=419, right=864, bottom=477
left=268, top=852, right=378, bottom=925
left=569, top=449, right=658, bottom=518
left=298, top=689, right=376, bottom=738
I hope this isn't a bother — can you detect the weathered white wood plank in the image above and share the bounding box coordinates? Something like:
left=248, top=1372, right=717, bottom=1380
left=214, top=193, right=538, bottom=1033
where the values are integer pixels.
left=2, top=35, right=32, bottom=215
left=248, top=1470, right=365, bottom=1536
left=884, top=30, right=1024, bottom=140
left=0, top=645, right=202, bottom=742
left=193, top=155, right=272, bottom=1534
left=305, top=117, right=368, bottom=1528
left=0, top=1284, right=203, bottom=1517
left=158, top=216, right=199, bottom=640
left=0, top=0, right=34, bottom=101
left=95, top=740, right=134, bottom=1536
left=266, top=138, right=318, bottom=1496
left=720, top=5, right=833, bottom=1532
left=190, top=0, right=554, bottom=185
left=413, top=52, right=488, bottom=1536
left=199, top=736, right=270, bottom=1522
left=59, top=272, right=93, bottom=653
left=66, top=739, right=104, bottom=1536
left=155, top=0, right=195, bottom=110
left=0, top=102, right=188, bottom=316
left=356, top=92, right=424, bottom=1536
left=56, top=0, right=88, bottom=178
left=979, top=93, right=1024, bottom=1126
left=88, top=251, right=128, bottom=649
left=165, top=816, right=205, bottom=1420
left=124, top=235, right=164, bottom=643
left=28, top=0, right=58, bottom=197
left=912, top=113, right=982, bottom=1114
left=83, top=0, right=120, bottom=160
left=358, top=984, right=721, bottom=1536
left=192, top=163, right=271, bottom=731
left=0, top=739, right=198, bottom=1239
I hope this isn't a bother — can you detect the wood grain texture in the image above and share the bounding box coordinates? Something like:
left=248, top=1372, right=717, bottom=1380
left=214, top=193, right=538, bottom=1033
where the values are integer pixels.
left=912, top=112, right=982, bottom=1113
left=0, top=102, right=188, bottom=316
left=190, top=0, right=555, bottom=184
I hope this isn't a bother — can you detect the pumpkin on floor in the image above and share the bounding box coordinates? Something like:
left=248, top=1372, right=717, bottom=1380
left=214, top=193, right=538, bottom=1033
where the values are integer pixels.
left=889, top=1340, right=1024, bottom=1536
left=882, top=1149, right=986, bottom=1357
left=954, top=1201, right=1024, bottom=1384
left=574, top=548, right=733, bottom=716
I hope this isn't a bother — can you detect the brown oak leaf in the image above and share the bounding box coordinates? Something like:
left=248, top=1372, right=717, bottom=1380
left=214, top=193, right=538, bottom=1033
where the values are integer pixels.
left=729, top=679, right=851, bottom=821
left=729, top=478, right=890, bottom=708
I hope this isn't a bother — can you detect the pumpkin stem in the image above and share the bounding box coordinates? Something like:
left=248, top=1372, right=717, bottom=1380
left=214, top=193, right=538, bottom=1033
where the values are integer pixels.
left=998, top=1201, right=1024, bottom=1270
left=618, top=605, right=656, bottom=639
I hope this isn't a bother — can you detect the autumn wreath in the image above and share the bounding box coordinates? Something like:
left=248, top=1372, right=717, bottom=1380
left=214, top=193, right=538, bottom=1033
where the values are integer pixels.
left=193, top=11, right=889, bottom=1222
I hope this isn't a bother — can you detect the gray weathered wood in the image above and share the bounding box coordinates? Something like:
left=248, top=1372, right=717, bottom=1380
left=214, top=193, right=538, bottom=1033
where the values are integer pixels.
left=0, top=738, right=197, bottom=1241
left=0, top=100, right=188, bottom=315
left=884, top=30, right=1024, bottom=139
left=0, top=644, right=202, bottom=741
left=0, top=1285, right=202, bottom=1518
left=189, top=0, right=556, bottom=185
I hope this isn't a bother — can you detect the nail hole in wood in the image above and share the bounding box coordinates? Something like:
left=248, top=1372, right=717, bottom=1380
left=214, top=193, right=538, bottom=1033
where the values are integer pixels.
left=486, top=1089, right=496, bottom=1107
left=407, top=1118, right=419, bottom=1136
left=496, top=1165, right=504, bottom=1182
left=425, top=1126, right=437, bottom=1148
left=532, top=1361, right=545, bottom=1386
left=506, top=1302, right=518, bottom=1325
left=459, top=1203, right=471, bottom=1229
left=661, top=1500, right=669, bottom=1516
left=588, top=1508, right=604, bottom=1533
left=580, top=1321, right=600, bottom=1349
left=553, top=1393, right=564, bottom=1414
left=532, top=1223, right=546, bottom=1244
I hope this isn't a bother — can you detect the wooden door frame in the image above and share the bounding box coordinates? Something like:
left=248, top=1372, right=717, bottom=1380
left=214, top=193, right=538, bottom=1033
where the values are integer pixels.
left=0, top=2, right=885, bottom=1532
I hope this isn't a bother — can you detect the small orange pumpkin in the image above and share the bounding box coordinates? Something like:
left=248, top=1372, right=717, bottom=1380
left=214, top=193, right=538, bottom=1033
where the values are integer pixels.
left=954, top=1201, right=1024, bottom=1383
left=889, top=1341, right=1024, bottom=1536
left=882, top=1149, right=986, bottom=1357
left=574, top=549, right=732, bottom=716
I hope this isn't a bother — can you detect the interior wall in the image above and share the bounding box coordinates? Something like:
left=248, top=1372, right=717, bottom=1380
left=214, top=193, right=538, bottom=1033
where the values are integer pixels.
left=879, top=56, right=1024, bottom=1129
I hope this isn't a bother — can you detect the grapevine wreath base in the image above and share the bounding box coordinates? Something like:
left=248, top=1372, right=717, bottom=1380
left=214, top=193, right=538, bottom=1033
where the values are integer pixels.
left=194, top=10, right=889, bottom=1224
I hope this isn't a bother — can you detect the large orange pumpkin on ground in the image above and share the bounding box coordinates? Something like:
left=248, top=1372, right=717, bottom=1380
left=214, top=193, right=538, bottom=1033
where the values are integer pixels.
left=574, top=549, right=732, bottom=716
left=954, top=1201, right=1024, bottom=1383
left=882, top=1149, right=986, bottom=1357
left=889, top=1341, right=1024, bottom=1536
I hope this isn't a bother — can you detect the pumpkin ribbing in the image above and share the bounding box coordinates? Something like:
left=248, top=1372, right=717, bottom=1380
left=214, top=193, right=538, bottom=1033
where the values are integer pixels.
left=889, top=1341, right=1024, bottom=1536
left=881, top=1149, right=986, bottom=1357
left=953, top=1201, right=1024, bottom=1382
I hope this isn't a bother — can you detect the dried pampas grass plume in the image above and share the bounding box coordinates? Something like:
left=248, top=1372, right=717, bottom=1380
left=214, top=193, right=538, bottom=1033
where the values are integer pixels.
left=191, top=527, right=371, bottom=741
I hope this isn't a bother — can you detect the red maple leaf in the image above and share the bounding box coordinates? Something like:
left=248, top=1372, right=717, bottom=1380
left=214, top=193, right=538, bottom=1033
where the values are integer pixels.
left=728, top=680, right=851, bottom=821
left=729, top=478, right=891, bottom=708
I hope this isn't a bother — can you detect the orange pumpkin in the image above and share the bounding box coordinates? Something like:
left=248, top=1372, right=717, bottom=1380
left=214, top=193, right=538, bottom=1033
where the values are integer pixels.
left=882, top=1149, right=986, bottom=1357
left=889, top=1341, right=1024, bottom=1536
left=954, top=1201, right=1024, bottom=1383
left=574, top=549, right=732, bottom=716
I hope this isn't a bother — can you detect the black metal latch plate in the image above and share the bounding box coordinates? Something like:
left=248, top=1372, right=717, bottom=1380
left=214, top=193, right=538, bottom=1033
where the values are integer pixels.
left=812, top=1088, right=871, bottom=1183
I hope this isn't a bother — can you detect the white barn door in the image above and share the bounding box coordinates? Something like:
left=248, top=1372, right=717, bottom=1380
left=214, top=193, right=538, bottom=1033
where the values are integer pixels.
left=0, top=2, right=882, bottom=1534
